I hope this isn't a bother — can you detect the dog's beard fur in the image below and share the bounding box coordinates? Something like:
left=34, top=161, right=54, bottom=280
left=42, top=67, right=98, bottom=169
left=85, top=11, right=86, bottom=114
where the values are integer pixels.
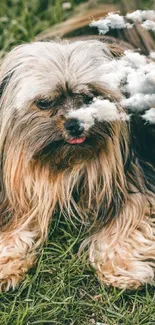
left=0, top=40, right=154, bottom=291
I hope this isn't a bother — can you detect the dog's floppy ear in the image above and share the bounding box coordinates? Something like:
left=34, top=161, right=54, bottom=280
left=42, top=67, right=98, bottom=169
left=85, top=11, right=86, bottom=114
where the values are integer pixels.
left=89, top=37, right=130, bottom=57
left=0, top=70, right=14, bottom=228
left=0, top=72, right=13, bottom=99
left=107, top=43, right=125, bottom=57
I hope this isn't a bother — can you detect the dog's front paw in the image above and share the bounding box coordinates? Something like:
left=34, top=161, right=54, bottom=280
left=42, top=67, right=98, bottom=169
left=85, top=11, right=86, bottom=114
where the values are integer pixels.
left=0, top=255, right=35, bottom=291
left=95, top=262, right=154, bottom=290
left=0, top=230, right=38, bottom=291
left=97, top=269, right=142, bottom=290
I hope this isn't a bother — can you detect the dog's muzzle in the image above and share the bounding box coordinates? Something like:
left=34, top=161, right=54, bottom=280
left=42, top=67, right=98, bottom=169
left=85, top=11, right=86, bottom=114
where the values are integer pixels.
left=64, top=118, right=86, bottom=144
left=64, top=118, right=84, bottom=137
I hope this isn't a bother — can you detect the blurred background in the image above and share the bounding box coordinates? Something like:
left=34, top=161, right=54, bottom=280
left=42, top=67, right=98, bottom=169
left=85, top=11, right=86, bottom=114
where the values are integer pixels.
left=0, top=0, right=155, bottom=58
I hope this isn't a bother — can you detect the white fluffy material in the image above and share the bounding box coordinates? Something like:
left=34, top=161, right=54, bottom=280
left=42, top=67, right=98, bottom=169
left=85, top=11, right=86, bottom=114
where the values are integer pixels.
left=150, top=52, right=155, bottom=60
left=67, top=98, right=129, bottom=129
left=121, top=94, right=155, bottom=111
left=142, top=20, right=155, bottom=31
left=142, top=108, right=155, bottom=123
left=126, top=10, right=155, bottom=23
left=125, top=69, right=155, bottom=95
left=91, top=10, right=155, bottom=34
left=97, top=49, right=155, bottom=115
left=123, top=50, right=147, bottom=67
left=90, top=13, right=132, bottom=35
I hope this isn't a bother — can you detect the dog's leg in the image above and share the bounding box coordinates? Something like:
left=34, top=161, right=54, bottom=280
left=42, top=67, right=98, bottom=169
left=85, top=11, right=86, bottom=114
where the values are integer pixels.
left=88, top=195, right=155, bottom=289
left=0, top=228, right=38, bottom=291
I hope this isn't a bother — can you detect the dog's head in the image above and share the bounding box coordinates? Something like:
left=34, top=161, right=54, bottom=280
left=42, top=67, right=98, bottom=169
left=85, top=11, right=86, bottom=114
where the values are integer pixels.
left=0, top=40, right=128, bottom=172
left=0, top=40, right=145, bottom=232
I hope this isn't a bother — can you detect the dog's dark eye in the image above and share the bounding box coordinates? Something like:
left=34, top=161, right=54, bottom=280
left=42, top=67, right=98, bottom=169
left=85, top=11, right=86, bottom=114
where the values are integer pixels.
left=83, top=94, right=93, bottom=105
left=35, top=99, right=53, bottom=110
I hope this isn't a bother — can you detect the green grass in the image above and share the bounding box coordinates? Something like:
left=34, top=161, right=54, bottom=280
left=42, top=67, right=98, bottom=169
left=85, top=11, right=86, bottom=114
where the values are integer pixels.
left=1, top=218, right=155, bottom=325
left=0, top=219, right=153, bottom=325
left=0, top=0, right=86, bottom=57
left=1, top=0, right=155, bottom=324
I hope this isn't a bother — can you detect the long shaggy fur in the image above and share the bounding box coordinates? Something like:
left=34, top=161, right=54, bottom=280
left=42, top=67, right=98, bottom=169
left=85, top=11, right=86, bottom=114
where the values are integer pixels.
left=0, top=40, right=154, bottom=291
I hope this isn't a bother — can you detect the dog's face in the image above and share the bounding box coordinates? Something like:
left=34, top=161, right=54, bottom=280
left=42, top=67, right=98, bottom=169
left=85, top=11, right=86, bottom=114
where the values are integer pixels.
left=0, top=41, right=124, bottom=171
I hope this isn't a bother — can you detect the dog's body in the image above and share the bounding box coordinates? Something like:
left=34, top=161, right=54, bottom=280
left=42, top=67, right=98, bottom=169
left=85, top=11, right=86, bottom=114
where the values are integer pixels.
left=0, top=40, right=154, bottom=291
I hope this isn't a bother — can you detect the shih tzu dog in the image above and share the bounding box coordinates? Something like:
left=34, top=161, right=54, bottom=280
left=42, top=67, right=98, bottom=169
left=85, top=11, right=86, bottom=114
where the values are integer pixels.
left=0, top=39, right=154, bottom=291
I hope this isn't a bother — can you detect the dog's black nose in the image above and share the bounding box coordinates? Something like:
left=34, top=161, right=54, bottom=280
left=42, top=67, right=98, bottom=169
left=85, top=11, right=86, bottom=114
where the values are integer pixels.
left=64, top=119, right=84, bottom=136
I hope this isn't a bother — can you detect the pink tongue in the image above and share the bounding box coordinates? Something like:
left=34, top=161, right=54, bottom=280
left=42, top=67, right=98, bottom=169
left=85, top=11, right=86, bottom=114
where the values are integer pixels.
left=67, top=137, right=86, bottom=144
